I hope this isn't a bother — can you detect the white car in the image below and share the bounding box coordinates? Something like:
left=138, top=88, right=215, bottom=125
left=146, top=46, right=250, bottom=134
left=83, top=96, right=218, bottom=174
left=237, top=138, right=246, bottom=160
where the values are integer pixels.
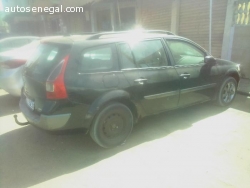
left=0, top=40, right=40, bottom=96
left=0, top=36, right=39, bottom=53
left=0, top=35, right=91, bottom=96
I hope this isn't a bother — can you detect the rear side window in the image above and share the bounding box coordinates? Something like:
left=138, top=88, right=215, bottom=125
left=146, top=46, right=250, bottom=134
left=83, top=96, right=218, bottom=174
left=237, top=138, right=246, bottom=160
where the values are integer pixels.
left=131, top=40, right=169, bottom=68
left=78, top=45, right=115, bottom=73
left=26, top=43, right=70, bottom=78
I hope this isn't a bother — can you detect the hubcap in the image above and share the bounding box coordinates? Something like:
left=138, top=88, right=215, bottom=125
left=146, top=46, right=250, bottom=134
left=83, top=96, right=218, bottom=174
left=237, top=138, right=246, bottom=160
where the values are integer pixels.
left=222, top=82, right=236, bottom=103
left=102, top=113, right=125, bottom=138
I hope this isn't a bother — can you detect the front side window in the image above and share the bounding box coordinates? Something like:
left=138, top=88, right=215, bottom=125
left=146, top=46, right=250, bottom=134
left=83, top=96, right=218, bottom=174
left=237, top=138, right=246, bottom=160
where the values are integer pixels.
left=79, top=45, right=114, bottom=73
left=167, top=40, right=205, bottom=65
left=131, top=40, right=169, bottom=68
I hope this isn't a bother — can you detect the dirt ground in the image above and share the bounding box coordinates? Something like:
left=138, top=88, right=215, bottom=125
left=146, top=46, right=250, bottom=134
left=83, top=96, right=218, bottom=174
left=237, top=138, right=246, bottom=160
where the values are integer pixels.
left=0, top=90, right=249, bottom=188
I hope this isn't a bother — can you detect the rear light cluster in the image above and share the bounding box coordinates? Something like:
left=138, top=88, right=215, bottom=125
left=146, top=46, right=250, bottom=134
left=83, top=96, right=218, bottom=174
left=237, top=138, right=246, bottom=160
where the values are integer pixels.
left=1, top=59, right=26, bottom=69
left=46, top=55, right=69, bottom=100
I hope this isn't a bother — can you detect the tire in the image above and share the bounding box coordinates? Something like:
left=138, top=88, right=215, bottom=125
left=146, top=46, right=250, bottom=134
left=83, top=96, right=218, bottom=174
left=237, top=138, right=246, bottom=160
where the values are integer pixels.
left=90, top=103, right=133, bottom=148
left=216, top=77, right=237, bottom=107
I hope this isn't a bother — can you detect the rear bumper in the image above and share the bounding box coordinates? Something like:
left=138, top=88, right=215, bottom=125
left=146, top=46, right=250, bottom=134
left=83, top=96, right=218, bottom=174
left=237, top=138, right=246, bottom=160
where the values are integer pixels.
left=19, top=95, right=71, bottom=131
left=0, top=66, right=23, bottom=96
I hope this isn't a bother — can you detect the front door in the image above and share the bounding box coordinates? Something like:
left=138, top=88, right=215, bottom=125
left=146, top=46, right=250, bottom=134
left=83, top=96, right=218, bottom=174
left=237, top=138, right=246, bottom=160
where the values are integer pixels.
left=117, top=39, right=180, bottom=115
left=166, top=39, right=218, bottom=107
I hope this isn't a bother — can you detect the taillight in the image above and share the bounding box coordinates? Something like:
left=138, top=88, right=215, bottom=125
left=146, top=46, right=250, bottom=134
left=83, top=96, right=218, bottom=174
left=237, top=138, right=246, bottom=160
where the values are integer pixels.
left=46, top=55, right=69, bottom=100
left=2, top=59, right=26, bottom=69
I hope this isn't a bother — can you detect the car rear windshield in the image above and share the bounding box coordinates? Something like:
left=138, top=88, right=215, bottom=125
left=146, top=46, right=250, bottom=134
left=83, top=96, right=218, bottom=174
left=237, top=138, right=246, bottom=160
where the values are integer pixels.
left=26, top=43, right=71, bottom=78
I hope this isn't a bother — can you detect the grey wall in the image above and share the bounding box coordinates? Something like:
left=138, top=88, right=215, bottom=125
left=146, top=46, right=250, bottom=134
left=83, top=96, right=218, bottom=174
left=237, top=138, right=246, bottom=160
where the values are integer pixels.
left=231, top=27, right=250, bottom=79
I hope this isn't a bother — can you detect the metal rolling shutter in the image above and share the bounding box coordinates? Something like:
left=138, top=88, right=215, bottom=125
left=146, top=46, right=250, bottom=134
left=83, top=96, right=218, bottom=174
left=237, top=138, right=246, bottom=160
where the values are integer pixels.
left=179, top=0, right=227, bottom=58
left=139, top=0, right=172, bottom=31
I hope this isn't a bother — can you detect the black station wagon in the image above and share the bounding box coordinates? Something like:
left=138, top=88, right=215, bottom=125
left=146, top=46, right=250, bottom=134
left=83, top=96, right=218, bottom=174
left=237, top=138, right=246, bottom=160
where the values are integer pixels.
left=16, top=31, right=241, bottom=148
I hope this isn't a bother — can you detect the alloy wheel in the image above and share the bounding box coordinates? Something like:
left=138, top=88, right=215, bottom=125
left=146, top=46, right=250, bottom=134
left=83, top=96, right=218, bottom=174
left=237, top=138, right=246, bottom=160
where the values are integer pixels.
left=222, top=82, right=236, bottom=103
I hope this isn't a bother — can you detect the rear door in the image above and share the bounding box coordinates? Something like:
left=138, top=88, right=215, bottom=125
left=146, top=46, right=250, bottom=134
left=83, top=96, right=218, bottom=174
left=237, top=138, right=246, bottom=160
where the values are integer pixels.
left=118, top=39, right=180, bottom=115
left=64, top=44, right=122, bottom=104
left=23, top=43, right=71, bottom=112
left=165, top=39, right=218, bottom=107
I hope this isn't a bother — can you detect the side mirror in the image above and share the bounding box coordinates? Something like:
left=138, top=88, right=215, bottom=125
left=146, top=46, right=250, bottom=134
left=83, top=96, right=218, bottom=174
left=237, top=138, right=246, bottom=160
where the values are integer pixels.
left=204, top=56, right=216, bottom=64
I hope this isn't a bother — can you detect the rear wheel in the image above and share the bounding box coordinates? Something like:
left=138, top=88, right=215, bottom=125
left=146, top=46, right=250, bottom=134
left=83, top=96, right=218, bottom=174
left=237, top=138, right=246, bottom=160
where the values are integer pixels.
left=216, top=77, right=237, bottom=106
left=90, top=103, right=133, bottom=148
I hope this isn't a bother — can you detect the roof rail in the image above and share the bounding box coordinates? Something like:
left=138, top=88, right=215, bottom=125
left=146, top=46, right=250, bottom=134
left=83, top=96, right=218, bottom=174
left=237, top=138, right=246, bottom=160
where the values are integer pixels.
left=75, top=32, right=98, bottom=35
left=87, top=30, right=175, bottom=40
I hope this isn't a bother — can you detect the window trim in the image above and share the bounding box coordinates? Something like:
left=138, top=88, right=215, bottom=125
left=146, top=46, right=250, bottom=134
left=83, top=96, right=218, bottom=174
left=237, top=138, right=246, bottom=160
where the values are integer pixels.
left=77, top=44, right=119, bottom=74
left=165, top=38, right=208, bottom=67
left=121, top=66, right=175, bottom=71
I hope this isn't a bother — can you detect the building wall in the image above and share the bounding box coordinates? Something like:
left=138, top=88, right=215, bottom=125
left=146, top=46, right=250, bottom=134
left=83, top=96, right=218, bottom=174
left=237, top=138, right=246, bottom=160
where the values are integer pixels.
left=179, top=0, right=209, bottom=53
left=32, top=0, right=92, bottom=8
left=179, top=0, right=227, bottom=58
left=137, top=0, right=227, bottom=58
left=138, top=0, right=172, bottom=31
left=2, top=0, right=30, bottom=8
left=211, top=0, right=228, bottom=58
left=231, top=26, right=250, bottom=79
left=64, top=12, right=85, bottom=34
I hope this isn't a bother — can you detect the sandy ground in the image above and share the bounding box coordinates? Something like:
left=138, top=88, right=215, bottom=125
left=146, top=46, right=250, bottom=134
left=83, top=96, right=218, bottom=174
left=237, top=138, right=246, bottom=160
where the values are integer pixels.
left=31, top=108, right=250, bottom=188
left=0, top=90, right=250, bottom=188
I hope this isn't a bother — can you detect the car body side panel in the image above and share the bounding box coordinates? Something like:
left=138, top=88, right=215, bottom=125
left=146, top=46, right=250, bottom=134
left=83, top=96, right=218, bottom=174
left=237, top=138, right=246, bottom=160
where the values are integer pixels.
left=215, top=59, right=240, bottom=81
left=136, top=67, right=180, bottom=114
left=86, top=89, right=130, bottom=117
left=174, top=64, right=219, bottom=107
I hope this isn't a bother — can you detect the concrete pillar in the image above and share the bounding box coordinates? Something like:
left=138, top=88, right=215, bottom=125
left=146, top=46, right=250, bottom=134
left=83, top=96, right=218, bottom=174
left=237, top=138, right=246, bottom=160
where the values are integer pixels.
left=221, top=0, right=236, bottom=60
left=171, top=0, right=180, bottom=34
left=110, top=2, right=115, bottom=31
left=91, top=7, right=96, bottom=32
left=135, top=0, right=142, bottom=28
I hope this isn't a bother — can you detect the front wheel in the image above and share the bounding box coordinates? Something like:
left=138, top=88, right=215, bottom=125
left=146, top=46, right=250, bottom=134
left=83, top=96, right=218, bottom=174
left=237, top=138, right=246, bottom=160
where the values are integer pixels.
left=216, top=77, right=237, bottom=106
left=90, top=103, right=133, bottom=148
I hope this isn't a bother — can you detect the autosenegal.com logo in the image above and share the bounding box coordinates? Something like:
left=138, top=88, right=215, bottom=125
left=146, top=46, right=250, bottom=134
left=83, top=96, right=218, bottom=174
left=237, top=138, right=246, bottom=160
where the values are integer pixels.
left=4, top=5, right=84, bottom=14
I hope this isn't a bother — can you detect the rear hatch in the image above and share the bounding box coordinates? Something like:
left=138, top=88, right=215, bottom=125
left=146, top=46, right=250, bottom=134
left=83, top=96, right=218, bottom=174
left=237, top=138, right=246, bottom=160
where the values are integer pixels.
left=23, top=42, right=71, bottom=113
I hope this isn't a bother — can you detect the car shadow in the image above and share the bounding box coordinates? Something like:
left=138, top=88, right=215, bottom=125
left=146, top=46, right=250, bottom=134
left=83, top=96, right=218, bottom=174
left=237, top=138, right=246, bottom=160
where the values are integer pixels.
left=0, top=93, right=20, bottom=117
left=0, top=101, right=230, bottom=188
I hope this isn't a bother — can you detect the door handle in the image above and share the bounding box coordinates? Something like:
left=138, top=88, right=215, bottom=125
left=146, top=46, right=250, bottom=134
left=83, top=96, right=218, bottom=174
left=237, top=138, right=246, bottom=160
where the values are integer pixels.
left=180, top=74, right=191, bottom=79
left=134, top=78, right=147, bottom=85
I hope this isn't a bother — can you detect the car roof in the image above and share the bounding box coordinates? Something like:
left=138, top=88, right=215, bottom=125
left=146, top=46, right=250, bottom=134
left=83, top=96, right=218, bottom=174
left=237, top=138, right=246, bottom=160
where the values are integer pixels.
left=42, top=33, right=182, bottom=45
left=81, top=33, right=174, bottom=42
left=73, top=33, right=189, bottom=48
left=41, top=32, right=207, bottom=53
left=41, top=35, right=92, bottom=44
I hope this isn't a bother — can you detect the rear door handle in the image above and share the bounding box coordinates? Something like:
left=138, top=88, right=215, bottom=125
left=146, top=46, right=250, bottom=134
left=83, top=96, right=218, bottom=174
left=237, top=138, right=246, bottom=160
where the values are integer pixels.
left=134, top=78, right=147, bottom=85
left=180, top=74, right=191, bottom=79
